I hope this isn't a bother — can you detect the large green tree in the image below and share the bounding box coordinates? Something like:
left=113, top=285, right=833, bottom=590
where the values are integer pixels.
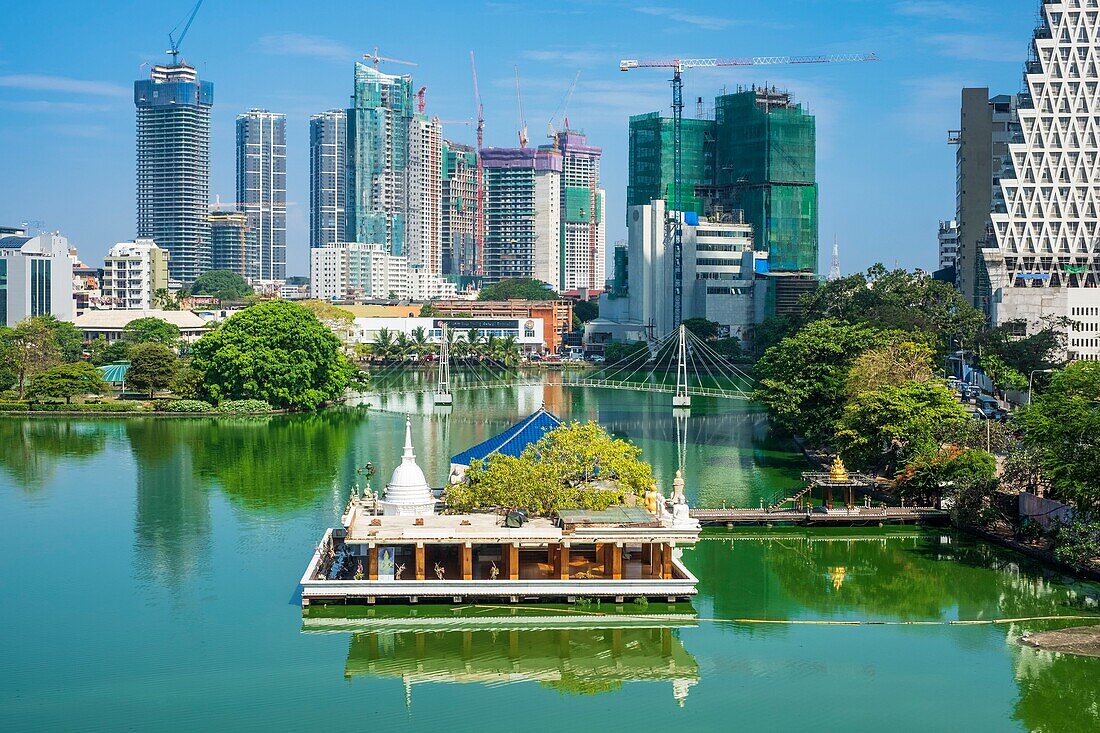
left=753, top=319, right=910, bottom=444
left=190, top=300, right=356, bottom=410
left=477, top=278, right=555, bottom=301
left=835, top=381, right=968, bottom=472
left=447, top=422, right=653, bottom=514
left=127, top=343, right=178, bottom=397
left=25, top=362, right=107, bottom=403
left=977, top=317, right=1067, bottom=379
left=1015, top=361, right=1100, bottom=510
left=800, top=265, right=985, bottom=348
left=122, top=317, right=182, bottom=347
left=87, top=337, right=132, bottom=366
left=0, top=318, right=63, bottom=398
left=189, top=270, right=253, bottom=301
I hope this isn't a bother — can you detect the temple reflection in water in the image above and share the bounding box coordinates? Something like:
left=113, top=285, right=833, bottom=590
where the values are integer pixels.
left=303, top=610, right=700, bottom=707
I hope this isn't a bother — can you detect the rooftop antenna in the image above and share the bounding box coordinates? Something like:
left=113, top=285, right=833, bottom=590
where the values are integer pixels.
left=167, top=0, right=205, bottom=66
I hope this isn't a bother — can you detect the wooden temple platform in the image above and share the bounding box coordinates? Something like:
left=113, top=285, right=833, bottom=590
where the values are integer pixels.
left=690, top=506, right=949, bottom=527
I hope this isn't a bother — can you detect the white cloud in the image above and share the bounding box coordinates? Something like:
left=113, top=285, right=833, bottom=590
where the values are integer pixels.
left=634, top=6, right=733, bottom=31
left=923, top=33, right=1024, bottom=63
left=0, top=74, right=128, bottom=98
left=252, top=33, right=355, bottom=63
left=895, top=1, right=981, bottom=23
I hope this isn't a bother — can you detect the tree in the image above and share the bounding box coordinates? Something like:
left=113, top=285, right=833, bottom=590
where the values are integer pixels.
left=800, top=265, right=985, bottom=348
left=835, top=380, right=970, bottom=473
left=190, top=300, right=357, bottom=410
left=1015, top=361, right=1100, bottom=510
left=0, top=318, right=62, bottom=399
left=190, top=270, right=253, bottom=301
left=447, top=422, right=653, bottom=514
left=753, top=320, right=910, bottom=445
left=682, top=318, right=721, bottom=341
left=477, top=278, right=554, bottom=301
left=298, top=300, right=355, bottom=342
left=170, top=363, right=203, bottom=398
left=894, top=446, right=997, bottom=519
left=419, top=303, right=440, bottom=317
left=846, top=341, right=935, bottom=398
left=978, top=354, right=1027, bottom=395
left=603, top=340, right=650, bottom=365
left=38, top=316, right=85, bottom=362
left=88, top=338, right=131, bottom=367
left=25, top=362, right=107, bottom=404
left=122, top=317, right=182, bottom=347
left=127, top=343, right=177, bottom=397
left=978, top=318, right=1067, bottom=380
left=371, top=328, right=397, bottom=362
left=574, top=300, right=599, bottom=323
left=152, top=288, right=179, bottom=310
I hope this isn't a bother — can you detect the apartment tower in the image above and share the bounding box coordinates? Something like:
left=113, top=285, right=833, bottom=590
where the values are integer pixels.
left=236, top=109, right=286, bottom=280
left=309, top=110, right=347, bottom=249
left=546, top=130, right=606, bottom=292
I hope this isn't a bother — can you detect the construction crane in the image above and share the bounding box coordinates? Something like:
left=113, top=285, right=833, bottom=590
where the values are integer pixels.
left=166, top=0, right=205, bottom=66
left=416, top=86, right=427, bottom=114
left=548, top=70, right=581, bottom=143
left=363, top=46, right=417, bottom=71
left=619, top=53, right=878, bottom=328
left=514, top=66, right=529, bottom=148
left=470, top=51, right=486, bottom=275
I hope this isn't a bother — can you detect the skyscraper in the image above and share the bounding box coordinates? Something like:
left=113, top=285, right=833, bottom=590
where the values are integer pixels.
left=983, top=1, right=1100, bottom=361
left=482, top=147, right=561, bottom=287
left=309, top=110, right=347, bottom=249
left=135, top=63, right=213, bottom=284
left=407, top=114, right=443, bottom=273
left=547, top=130, right=605, bottom=292
left=949, top=90, right=1018, bottom=310
left=441, top=141, right=479, bottom=275
left=209, top=211, right=259, bottom=280
left=627, top=87, right=819, bottom=274
left=346, top=62, right=414, bottom=256
left=236, top=109, right=286, bottom=280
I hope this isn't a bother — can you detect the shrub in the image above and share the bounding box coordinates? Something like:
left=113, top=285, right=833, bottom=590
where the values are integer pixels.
left=1052, top=518, right=1100, bottom=568
left=0, top=400, right=145, bottom=413
left=215, top=399, right=273, bottom=414
left=155, top=399, right=213, bottom=413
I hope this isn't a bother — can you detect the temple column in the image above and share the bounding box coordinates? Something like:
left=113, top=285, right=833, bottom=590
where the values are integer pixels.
left=594, top=543, right=605, bottom=575
left=826, top=486, right=834, bottom=510
left=461, top=543, right=473, bottom=580
left=508, top=543, right=519, bottom=580
left=368, top=544, right=379, bottom=581
left=610, top=542, right=622, bottom=580
left=662, top=543, right=673, bottom=579
left=557, top=543, right=570, bottom=579
left=650, top=543, right=663, bottom=579
left=415, top=543, right=425, bottom=580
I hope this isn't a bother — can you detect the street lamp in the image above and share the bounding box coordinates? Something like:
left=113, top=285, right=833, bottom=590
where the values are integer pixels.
left=1028, top=369, right=1055, bottom=405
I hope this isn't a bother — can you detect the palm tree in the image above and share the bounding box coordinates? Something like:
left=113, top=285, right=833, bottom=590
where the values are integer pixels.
left=499, top=335, right=520, bottom=367
left=410, top=327, right=432, bottom=361
left=465, top=329, right=484, bottom=362
left=394, top=333, right=412, bottom=362
left=372, top=328, right=396, bottom=363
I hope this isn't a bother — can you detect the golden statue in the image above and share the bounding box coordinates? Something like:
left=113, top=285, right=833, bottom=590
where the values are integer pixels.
left=829, top=456, right=849, bottom=483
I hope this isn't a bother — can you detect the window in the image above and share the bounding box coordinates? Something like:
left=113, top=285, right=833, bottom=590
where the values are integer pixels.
left=30, top=259, right=51, bottom=317
left=0, top=259, right=6, bottom=325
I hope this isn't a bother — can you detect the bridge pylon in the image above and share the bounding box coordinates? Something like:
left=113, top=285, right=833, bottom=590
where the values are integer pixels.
left=673, top=324, right=691, bottom=409
left=434, top=323, right=453, bottom=406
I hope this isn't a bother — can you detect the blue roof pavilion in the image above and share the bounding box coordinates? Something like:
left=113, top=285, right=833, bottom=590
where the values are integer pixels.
left=450, top=408, right=563, bottom=469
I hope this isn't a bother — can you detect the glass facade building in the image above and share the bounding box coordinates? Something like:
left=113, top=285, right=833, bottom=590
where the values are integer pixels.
left=310, top=110, right=347, bottom=249
left=236, top=109, right=287, bottom=280
left=134, top=64, right=214, bottom=284
left=209, top=211, right=260, bottom=280
left=30, top=259, right=51, bottom=316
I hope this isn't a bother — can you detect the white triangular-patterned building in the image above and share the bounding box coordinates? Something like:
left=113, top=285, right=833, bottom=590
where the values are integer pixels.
left=983, top=1, right=1100, bottom=361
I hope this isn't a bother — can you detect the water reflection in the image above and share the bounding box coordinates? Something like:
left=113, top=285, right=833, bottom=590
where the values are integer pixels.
left=1009, top=628, right=1100, bottom=733
left=0, top=419, right=114, bottom=489
left=303, top=608, right=699, bottom=706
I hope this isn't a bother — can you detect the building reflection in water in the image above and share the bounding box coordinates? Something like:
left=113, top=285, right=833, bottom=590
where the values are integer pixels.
left=303, top=611, right=700, bottom=707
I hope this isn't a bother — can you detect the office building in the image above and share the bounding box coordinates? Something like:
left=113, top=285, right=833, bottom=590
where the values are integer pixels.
left=442, top=141, right=479, bottom=276
left=236, top=109, right=287, bottom=280
left=590, top=200, right=765, bottom=345
left=407, top=114, right=443, bottom=273
left=209, top=211, right=259, bottom=279
left=135, top=63, right=214, bottom=283
left=545, top=130, right=606, bottom=292
left=983, top=2, right=1100, bottom=361
left=310, top=242, right=458, bottom=303
left=102, top=239, right=170, bottom=310
left=0, top=229, right=75, bottom=326
left=346, top=63, right=414, bottom=255
left=310, top=110, right=347, bottom=249
left=938, top=220, right=960, bottom=271
left=628, top=87, right=818, bottom=273
left=949, top=91, right=1019, bottom=310
left=482, top=147, right=562, bottom=287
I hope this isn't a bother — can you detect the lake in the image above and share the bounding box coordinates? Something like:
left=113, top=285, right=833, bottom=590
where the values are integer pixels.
left=1, top=382, right=1098, bottom=732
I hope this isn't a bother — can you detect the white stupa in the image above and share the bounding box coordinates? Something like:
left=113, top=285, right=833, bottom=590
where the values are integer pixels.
left=378, top=417, right=437, bottom=517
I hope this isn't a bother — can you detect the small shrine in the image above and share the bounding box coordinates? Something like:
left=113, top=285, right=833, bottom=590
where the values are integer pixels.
left=377, top=417, right=437, bottom=517
left=801, top=456, right=873, bottom=512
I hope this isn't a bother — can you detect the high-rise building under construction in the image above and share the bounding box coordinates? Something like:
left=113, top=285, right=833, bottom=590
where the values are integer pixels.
left=346, top=62, right=413, bottom=257
left=627, top=87, right=818, bottom=273
left=442, top=141, right=479, bottom=275
left=545, top=130, right=606, bottom=292
left=134, top=63, right=213, bottom=283
left=482, top=147, right=561, bottom=287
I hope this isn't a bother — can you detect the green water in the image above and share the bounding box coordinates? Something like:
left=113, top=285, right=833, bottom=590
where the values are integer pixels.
left=1, top=384, right=1098, bottom=732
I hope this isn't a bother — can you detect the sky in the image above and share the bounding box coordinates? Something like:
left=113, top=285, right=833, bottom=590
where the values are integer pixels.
left=0, top=0, right=1041, bottom=277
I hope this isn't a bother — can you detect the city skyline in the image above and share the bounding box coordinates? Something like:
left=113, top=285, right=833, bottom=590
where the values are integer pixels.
left=1, top=0, right=1039, bottom=275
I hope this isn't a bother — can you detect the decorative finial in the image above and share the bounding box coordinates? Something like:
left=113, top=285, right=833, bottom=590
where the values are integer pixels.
left=403, top=416, right=415, bottom=461
left=829, top=456, right=849, bottom=482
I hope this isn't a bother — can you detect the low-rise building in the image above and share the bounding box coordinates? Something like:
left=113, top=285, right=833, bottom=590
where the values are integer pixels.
left=0, top=228, right=76, bottom=326
left=73, top=309, right=209, bottom=343
left=430, top=299, right=573, bottom=354
left=352, top=316, right=546, bottom=354
left=311, top=242, right=458, bottom=302
left=102, top=239, right=170, bottom=310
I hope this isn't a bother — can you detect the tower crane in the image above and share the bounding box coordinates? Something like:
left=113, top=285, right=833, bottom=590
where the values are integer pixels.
left=166, top=0, right=205, bottom=66
left=470, top=51, right=486, bottom=275
left=548, top=70, right=581, bottom=144
left=363, top=46, right=417, bottom=71
left=416, top=86, right=427, bottom=114
left=619, top=52, right=878, bottom=327
left=514, top=66, right=529, bottom=148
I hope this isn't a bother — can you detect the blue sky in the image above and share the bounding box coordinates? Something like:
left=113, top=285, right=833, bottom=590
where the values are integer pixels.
left=0, top=0, right=1039, bottom=276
